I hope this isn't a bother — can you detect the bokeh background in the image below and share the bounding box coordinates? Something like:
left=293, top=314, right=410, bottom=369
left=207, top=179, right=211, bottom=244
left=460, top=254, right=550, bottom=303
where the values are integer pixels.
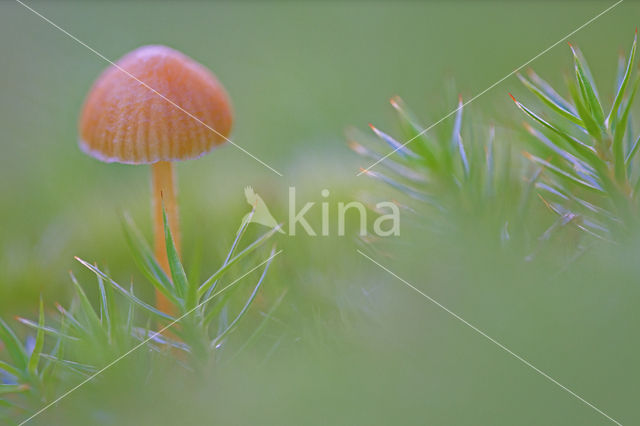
left=1, top=1, right=639, bottom=425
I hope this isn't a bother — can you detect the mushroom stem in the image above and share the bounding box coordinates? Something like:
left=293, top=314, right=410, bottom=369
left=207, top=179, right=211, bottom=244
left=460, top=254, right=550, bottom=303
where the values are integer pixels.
left=152, top=161, right=180, bottom=314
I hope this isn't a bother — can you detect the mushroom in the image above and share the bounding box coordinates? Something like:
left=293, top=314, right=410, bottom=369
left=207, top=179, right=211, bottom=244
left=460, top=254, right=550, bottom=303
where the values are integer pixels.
left=78, top=45, right=233, bottom=313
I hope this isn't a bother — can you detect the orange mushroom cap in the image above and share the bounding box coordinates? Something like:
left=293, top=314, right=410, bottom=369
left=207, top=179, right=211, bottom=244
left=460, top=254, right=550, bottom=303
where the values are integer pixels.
left=79, top=45, right=233, bottom=164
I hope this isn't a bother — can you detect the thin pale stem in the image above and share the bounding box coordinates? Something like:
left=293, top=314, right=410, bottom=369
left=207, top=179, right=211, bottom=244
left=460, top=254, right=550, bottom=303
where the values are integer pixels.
left=152, top=161, right=180, bottom=314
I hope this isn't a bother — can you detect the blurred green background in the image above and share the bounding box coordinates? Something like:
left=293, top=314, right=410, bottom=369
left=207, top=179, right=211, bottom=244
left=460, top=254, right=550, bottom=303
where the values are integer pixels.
left=1, top=1, right=639, bottom=425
